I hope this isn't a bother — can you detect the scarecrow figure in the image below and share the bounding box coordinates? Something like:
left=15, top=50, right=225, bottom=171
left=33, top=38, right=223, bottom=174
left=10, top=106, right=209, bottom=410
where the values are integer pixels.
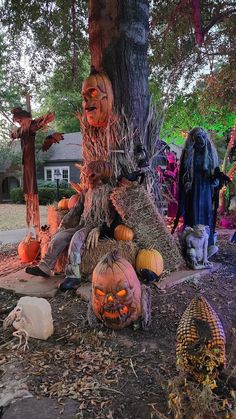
left=26, top=161, right=121, bottom=290
left=173, top=127, right=220, bottom=253
left=11, top=107, right=54, bottom=235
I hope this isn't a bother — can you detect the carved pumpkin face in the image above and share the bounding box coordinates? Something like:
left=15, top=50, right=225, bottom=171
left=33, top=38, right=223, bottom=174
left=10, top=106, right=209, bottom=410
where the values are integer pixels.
left=92, top=252, right=142, bottom=329
left=82, top=72, right=113, bottom=127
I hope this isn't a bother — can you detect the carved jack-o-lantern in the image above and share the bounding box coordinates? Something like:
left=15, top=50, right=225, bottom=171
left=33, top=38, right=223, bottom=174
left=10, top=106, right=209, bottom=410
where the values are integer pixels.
left=92, top=252, right=142, bottom=329
left=82, top=71, right=114, bottom=128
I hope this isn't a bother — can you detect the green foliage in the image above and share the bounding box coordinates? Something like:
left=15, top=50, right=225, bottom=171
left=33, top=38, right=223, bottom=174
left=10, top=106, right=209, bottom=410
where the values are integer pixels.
left=10, top=187, right=75, bottom=205
left=0, top=34, right=23, bottom=144
left=150, top=1, right=236, bottom=104
left=159, top=89, right=236, bottom=160
left=10, top=187, right=25, bottom=203
left=38, top=52, right=89, bottom=133
left=0, top=0, right=88, bottom=86
left=37, top=179, right=69, bottom=189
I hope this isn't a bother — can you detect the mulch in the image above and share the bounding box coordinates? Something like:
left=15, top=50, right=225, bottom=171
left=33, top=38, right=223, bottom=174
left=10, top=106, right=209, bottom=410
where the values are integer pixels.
left=0, top=235, right=236, bottom=418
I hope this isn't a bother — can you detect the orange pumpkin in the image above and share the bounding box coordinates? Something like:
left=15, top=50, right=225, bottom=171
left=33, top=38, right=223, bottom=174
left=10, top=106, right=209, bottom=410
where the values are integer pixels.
left=68, top=194, right=80, bottom=210
left=82, top=71, right=114, bottom=127
left=136, top=249, right=164, bottom=276
left=58, top=198, right=69, bottom=210
left=18, top=235, right=40, bottom=263
left=114, top=224, right=134, bottom=241
left=92, top=251, right=142, bottom=329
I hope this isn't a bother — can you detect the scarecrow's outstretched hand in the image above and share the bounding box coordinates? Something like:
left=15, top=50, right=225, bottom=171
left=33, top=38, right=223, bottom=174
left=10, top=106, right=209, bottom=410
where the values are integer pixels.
left=86, top=227, right=100, bottom=250
left=42, top=132, right=64, bottom=151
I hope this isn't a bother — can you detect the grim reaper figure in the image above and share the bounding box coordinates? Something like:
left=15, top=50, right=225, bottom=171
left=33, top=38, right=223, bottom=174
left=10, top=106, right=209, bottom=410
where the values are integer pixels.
left=174, top=127, right=220, bottom=253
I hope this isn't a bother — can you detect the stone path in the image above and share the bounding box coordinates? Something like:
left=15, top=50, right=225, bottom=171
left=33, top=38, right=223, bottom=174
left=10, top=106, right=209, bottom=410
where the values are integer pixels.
left=0, top=269, right=62, bottom=298
left=0, top=228, right=35, bottom=245
left=157, top=263, right=221, bottom=290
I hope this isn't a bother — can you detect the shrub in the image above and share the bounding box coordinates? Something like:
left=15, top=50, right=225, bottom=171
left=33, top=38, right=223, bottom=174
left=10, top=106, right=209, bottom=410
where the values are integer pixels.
left=10, top=187, right=75, bottom=205
left=10, top=188, right=25, bottom=203
left=38, top=187, right=75, bottom=204
left=37, top=179, right=69, bottom=189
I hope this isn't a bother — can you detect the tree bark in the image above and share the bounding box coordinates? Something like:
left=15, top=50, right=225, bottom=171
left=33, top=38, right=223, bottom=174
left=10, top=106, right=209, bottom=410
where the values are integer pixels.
left=88, top=0, right=150, bottom=141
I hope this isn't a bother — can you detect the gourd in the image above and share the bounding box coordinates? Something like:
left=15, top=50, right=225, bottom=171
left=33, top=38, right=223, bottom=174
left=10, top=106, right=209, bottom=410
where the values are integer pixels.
left=58, top=198, right=69, bottom=210
left=114, top=224, right=134, bottom=241
left=136, top=249, right=164, bottom=276
left=18, top=235, right=40, bottom=263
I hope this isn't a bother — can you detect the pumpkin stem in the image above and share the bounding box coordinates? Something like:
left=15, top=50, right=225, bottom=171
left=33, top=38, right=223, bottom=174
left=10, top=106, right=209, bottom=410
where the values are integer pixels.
left=99, top=250, right=122, bottom=268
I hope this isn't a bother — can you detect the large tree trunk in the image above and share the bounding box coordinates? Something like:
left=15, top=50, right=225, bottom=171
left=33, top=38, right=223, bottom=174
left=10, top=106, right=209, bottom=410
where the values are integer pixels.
left=88, top=0, right=150, bottom=142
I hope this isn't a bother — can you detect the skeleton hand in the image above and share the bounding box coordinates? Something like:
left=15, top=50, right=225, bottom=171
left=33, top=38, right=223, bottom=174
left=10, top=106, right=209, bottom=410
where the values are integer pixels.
left=86, top=227, right=100, bottom=250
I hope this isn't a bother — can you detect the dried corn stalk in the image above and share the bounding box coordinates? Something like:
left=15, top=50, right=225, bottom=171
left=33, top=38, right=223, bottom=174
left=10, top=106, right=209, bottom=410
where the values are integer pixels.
left=176, top=296, right=226, bottom=387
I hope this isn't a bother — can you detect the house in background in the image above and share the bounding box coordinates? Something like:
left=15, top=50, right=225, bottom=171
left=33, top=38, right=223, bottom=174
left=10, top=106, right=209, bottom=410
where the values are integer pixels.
left=0, top=162, right=21, bottom=201
left=0, top=140, right=22, bottom=202
left=37, top=132, right=83, bottom=184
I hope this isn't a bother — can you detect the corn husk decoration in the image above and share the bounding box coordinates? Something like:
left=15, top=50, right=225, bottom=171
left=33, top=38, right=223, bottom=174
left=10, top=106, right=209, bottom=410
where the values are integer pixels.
left=176, top=296, right=226, bottom=387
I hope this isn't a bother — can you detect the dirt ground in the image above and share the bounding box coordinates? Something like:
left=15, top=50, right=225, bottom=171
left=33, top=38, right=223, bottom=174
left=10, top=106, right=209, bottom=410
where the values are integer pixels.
left=0, top=234, right=236, bottom=418
left=0, top=204, right=48, bottom=230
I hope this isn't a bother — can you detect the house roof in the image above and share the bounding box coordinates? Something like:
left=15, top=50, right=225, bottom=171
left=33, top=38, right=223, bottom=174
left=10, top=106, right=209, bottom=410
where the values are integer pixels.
left=40, top=132, right=82, bottom=162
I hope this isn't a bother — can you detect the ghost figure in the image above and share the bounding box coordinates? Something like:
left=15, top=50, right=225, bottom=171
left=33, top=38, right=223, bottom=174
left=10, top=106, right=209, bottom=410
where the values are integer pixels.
left=82, top=70, right=114, bottom=128
left=176, top=127, right=219, bottom=253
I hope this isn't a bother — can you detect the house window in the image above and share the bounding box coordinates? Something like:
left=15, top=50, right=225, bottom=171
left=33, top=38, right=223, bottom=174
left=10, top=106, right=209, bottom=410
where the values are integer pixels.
left=62, top=169, right=69, bottom=182
left=46, top=169, right=52, bottom=181
left=44, top=166, right=70, bottom=183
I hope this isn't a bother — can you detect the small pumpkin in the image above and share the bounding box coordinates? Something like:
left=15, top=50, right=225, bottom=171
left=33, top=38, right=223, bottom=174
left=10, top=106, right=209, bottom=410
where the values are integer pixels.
left=58, top=197, right=69, bottom=210
left=68, top=194, right=80, bottom=210
left=18, top=235, right=40, bottom=263
left=136, top=249, right=164, bottom=276
left=114, top=224, right=134, bottom=241
left=92, top=251, right=142, bottom=329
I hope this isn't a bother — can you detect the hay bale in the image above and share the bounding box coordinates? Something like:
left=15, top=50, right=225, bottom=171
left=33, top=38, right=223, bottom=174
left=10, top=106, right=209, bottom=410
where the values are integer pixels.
left=81, top=239, right=139, bottom=276
left=111, top=182, right=184, bottom=272
left=47, top=205, right=68, bottom=235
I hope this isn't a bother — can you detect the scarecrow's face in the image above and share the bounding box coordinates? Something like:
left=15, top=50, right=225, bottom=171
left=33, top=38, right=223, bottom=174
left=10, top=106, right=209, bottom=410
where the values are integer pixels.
left=86, top=165, right=103, bottom=189
left=13, top=115, right=31, bottom=129
left=82, top=73, right=113, bottom=128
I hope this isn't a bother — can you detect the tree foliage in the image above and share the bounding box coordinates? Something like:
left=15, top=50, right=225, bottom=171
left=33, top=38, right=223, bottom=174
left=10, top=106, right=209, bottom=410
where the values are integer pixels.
left=150, top=0, right=236, bottom=109
left=0, top=0, right=236, bottom=144
left=0, top=0, right=88, bottom=85
left=38, top=52, right=89, bottom=133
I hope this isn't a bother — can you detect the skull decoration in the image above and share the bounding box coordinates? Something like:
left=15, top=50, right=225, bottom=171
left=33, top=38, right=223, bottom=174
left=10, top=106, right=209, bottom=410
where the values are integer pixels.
left=86, top=160, right=113, bottom=189
left=92, top=251, right=142, bottom=329
left=82, top=71, right=114, bottom=128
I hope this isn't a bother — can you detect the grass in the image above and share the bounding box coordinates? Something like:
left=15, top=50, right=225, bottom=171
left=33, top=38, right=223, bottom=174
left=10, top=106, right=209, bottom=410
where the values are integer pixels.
left=0, top=204, right=48, bottom=230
